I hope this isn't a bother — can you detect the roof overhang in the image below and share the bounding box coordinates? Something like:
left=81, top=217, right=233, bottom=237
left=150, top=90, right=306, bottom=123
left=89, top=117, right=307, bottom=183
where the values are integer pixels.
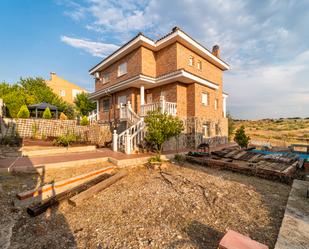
left=89, top=69, right=219, bottom=100
left=89, top=29, right=230, bottom=75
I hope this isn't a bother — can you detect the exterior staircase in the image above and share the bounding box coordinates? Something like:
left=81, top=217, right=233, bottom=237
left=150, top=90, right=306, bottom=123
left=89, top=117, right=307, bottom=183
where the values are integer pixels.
left=113, top=96, right=177, bottom=154
left=113, top=101, right=146, bottom=154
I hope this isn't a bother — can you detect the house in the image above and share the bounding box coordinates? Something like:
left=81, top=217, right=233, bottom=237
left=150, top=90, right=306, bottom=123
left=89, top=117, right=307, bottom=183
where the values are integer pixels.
left=46, top=72, right=88, bottom=104
left=89, top=27, right=230, bottom=154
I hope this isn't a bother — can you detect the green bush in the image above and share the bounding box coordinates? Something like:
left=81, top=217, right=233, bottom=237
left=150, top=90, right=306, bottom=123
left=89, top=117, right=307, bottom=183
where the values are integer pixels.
left=144, top=110, right=184, bottom=156
left=17, top=105, right=30, bottom=118
left=53, top=133, right=77, bottom=147
left=148, top=155, right=161, bottom=163
left=80, top=116, right=90, bottom=126
left=43, top=107, right=52, bottom=119
left=234, top=125, right=250, bottom=148
left=174, top=153, right=185, bottom=162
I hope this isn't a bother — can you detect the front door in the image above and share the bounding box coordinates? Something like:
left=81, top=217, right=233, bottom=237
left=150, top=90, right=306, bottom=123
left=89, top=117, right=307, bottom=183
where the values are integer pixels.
left=146, top=93, right=152, bottom=104
left=118, top=95, right=127, bottom=107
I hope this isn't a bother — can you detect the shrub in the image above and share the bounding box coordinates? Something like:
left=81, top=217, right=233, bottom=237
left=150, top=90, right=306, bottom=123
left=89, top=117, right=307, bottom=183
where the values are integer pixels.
left=59, top=112, right=68, bottom=120
left=234, top=125, right=250, bottom=148
left=17, top=105, right=30, bottom=118
left=144, top=110, right=184, bottom=156
left=43, top=107, right=52, bottom=119
left=174, top=153, right=185, bottom=162
left=80, top=115, right=90, bottom=126
left=0, top=134, right=22, bottom=146
left=148, top=155, right=161, bottom=163
left=54, top=133, right=77, bottom=147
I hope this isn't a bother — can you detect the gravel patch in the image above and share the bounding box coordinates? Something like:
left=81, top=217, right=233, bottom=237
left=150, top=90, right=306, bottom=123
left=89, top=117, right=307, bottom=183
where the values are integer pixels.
left=0, top=162, right=290, bottom=249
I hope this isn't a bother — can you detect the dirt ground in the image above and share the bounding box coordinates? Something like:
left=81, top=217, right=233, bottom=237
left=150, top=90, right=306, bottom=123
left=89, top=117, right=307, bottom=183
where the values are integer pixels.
left=0, top=162, right=290, bottom=249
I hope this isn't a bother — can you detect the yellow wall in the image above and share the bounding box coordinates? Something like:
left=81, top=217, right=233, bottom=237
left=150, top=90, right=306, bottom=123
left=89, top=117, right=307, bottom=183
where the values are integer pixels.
left=46, top=73, right=88, bottom=104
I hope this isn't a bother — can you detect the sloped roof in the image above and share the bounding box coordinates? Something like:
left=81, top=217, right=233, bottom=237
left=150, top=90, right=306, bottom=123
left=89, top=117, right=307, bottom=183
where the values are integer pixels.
left=28, top=102, right=58, bottom=110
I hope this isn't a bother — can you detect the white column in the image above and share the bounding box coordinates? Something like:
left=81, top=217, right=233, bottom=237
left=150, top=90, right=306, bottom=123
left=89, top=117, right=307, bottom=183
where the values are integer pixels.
left=112, top=130, right=118, bottom=152
left=222, top=94, right=227, bottom=118
left=125, top=131, right=131, bottom=154
left=160, top=95, right=165, bottom=114
left=140, top=85, right=145, bottom=106
left=96, top=100, right=99, bottom=120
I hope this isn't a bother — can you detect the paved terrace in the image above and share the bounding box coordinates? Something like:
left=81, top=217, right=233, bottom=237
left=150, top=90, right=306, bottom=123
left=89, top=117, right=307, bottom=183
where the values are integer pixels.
left=0, top=144, right=235, bottom=171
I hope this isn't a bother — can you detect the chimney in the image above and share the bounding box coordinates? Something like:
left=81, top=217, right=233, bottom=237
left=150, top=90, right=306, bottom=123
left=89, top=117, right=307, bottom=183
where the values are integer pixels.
left=50, top=72, right=56, bottom=80
left=172, top=26, right=180, bottom=32
left=212, top=45, right=220, bottom=58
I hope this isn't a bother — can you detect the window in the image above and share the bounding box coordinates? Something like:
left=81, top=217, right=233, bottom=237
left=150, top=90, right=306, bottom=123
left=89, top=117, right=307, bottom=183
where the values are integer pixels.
left=215, top=124, right=220, bottom=136
left=118, top=95, right=127, bottom=107
left=102, top=72, right=110, bottom=83
left=60, top=89, right=66, bottom=97
left=102, top=98, right=110, bottom=111
left=188, top=56, right=194, bottom=66
left=202, top=124, right=210, bottom=137
left=197, top=61, right=202, bottom=70
left=118, top=62, right=127, bottom=77
left=215, top=98, right=218, bottom=110
left=202, top=93, right=209, bottom=106
left=72, top=89, right=82, bottom=99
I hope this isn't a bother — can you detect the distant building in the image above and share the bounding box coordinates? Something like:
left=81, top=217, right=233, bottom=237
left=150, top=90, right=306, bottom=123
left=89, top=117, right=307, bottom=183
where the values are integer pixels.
left=46, top=72, right=88, bottom=104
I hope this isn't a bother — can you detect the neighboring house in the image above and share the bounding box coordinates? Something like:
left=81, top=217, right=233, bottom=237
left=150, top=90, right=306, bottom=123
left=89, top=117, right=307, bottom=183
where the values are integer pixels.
left=89, top=27, right=230, bottom=153
left=46, top=72, right=88, bottom=104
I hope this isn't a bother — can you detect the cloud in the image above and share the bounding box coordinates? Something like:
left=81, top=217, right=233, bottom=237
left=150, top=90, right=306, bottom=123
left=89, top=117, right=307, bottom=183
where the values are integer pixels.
left=60, top=36, right=119, bottom=57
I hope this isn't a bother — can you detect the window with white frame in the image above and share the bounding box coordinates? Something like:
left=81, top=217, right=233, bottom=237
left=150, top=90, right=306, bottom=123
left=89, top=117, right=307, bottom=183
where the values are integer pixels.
left=202, top=123, right=210, bottom=137
left=188, top=56, right=194, bottom=66
left=59, top=89, right=66, bottom=97
left=202, top=93, right=209, bottom=106
left=72, top=89, right=82, bottom=99
left=102, top=72, right=110, bottom=83
left=118, top=62, right=127, bottom=77
left=197, top=60, right=202, bottom=70
left=215, top=98, right=218, bottom=110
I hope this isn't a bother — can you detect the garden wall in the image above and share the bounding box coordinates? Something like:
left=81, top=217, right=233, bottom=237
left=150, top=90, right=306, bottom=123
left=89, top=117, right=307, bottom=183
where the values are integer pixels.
left=0, top=118, right=112, bottom=146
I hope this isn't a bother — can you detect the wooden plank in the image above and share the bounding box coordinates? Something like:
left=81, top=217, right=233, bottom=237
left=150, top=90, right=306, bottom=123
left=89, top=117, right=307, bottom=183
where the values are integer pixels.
left=27, top=172, right=111, bottom=217
left=18, top=166, right=115, bottom=200
left=68, top=171, right=128, bottom=207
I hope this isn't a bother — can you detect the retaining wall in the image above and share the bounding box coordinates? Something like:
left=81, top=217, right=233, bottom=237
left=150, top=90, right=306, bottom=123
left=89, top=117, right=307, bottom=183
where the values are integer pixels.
left=0, top=118, right=112, bottom=146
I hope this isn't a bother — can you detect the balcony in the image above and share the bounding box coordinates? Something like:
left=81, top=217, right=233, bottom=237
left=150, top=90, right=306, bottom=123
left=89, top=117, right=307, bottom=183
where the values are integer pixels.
left=140, top=96, right=177, bottom=117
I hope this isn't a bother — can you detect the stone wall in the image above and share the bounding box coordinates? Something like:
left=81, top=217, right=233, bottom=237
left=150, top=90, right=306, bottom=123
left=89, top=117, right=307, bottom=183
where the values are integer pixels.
left=162, top=116, right=228, bottom=151
left=0, top=118, right=112, bottom=146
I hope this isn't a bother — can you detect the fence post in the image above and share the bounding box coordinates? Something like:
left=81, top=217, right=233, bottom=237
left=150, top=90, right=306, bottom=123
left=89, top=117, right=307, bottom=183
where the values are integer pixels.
left=160, top=96, right=165, bottom=114
left=125, top=130, right=131, bottom=154
left=112, top=130, right=118, bottom=152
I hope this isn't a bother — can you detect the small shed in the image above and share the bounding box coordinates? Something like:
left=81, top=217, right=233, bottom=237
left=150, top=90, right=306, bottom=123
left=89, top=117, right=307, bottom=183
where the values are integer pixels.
left=28, top=102, right=58, bottom=118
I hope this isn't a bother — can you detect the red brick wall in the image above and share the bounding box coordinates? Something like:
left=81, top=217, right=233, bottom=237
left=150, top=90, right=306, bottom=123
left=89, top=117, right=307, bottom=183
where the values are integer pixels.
left=95, top=48, right=142, bottom=92
left=155, top=43, right=177, bottom=76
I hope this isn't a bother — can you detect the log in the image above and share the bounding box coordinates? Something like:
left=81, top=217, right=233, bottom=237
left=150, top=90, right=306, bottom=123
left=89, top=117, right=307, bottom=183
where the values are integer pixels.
left=68, top=171, right=128, bottom=207
left=27, top=172, right=111, bottom=217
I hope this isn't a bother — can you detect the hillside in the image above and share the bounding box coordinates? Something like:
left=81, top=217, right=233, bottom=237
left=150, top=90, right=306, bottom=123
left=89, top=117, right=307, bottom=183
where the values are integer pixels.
left=234, top=118, right=309, bottom=147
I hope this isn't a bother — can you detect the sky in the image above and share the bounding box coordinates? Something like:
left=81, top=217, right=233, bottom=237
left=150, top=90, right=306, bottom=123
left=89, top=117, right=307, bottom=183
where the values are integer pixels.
left=0, top=0, right=308, bottom=119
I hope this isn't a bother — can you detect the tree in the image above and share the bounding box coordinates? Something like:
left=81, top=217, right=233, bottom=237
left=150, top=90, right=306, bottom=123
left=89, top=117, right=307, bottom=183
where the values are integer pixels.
left=17, top=105, right=30, bottom=118
left=0, top=77, right=76, bottom=118
left=234, top=125, right=250, bottom=148
left=227, top=113, right=235, bottom=141
left=59, top=112, right=68, bottom=120
left=74, top=92, right=96, bottom=116
left=144, top=110, right=184, bottom=156
left=80, top=115, right=90, bottom=126
left=43, top=107, right=52, bottom=119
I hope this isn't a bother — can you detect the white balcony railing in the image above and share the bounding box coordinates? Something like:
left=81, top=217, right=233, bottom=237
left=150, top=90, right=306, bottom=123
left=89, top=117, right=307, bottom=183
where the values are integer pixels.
left=140, top=96, right=177, bottom=116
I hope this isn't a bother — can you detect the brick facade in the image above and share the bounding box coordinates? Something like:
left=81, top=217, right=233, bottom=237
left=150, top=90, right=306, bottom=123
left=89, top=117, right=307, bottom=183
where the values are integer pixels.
left=91, top=28, right=229, bottom=146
